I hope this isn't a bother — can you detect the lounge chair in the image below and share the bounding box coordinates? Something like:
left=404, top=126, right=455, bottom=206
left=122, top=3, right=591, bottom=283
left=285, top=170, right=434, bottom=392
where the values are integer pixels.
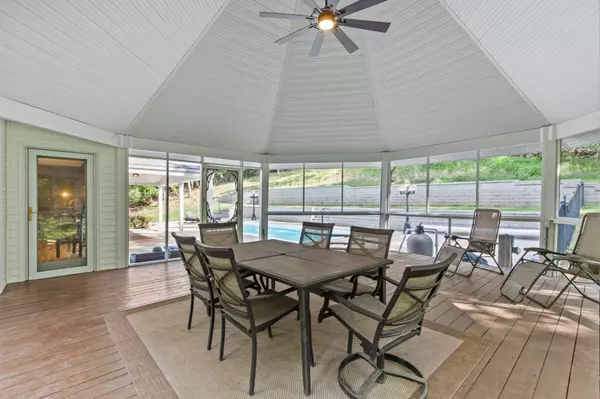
left=324, top=252, right=457, bottom=399
left=184, top=212, right=200, bottom=222
left=500, top=213, right=600, bottom=308
left=435, top=209, right=503, bottom=277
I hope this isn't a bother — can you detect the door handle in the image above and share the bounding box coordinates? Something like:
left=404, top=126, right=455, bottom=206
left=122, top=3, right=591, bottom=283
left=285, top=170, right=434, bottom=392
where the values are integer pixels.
left=28, top=206, right=36, bottom=221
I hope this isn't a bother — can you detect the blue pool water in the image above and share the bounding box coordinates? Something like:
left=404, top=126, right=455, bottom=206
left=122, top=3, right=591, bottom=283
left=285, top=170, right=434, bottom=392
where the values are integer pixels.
left=243, top=222, right=302, bottom=242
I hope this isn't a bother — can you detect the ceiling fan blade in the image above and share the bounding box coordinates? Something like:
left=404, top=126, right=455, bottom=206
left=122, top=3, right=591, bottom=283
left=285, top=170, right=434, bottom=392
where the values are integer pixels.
left=309, top=31, right=325, bottom=57
left=337, top=0, right=388, bottom=17
left=302, top=0, right=321, bottom=11
left=274, top=25, right=313, bottom=44
left=339, top=18, right=390, bottom=32
left=259, top=12, right=312, bottom=20
left=332, top=27, right=359, bottom=54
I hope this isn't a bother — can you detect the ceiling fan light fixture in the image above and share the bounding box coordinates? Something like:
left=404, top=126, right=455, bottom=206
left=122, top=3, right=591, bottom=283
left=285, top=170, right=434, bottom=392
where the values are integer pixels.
left=318, top=10, right=335, bottom=30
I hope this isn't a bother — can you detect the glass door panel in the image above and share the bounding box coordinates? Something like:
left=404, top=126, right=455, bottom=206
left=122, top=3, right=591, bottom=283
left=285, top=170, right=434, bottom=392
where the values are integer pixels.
left=29, top=150, right=94, bottom=279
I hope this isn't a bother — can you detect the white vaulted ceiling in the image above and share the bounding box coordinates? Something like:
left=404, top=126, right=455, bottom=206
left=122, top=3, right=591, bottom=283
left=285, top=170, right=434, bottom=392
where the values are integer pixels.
left=0, top=0, right=598, bottom=156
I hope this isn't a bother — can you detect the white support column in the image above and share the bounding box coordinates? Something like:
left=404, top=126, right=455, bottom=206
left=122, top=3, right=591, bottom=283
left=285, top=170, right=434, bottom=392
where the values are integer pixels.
left=179, top=183, right=184, bottom=231
left=540, top=126, right=559, bottom=250
left=260, top=162, right=269, bottom=240
left=158, top=185, right=164, bottom=229
left=380, top=161, right=391, bottom=228
left=0, top=119, right=5, bottom=293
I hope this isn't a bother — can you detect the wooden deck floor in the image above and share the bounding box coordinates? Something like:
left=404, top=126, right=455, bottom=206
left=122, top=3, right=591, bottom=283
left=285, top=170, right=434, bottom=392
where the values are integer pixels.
left=0, top=254, right=597, bottom=399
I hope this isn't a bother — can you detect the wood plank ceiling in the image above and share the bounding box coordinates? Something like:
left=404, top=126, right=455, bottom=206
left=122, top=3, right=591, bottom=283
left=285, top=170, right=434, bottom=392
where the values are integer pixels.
left=0, top=0, right=598, bottom=155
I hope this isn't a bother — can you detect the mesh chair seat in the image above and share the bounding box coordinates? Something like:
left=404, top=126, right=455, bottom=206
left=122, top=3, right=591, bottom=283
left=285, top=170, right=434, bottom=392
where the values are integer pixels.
left=330, top=295, right=385, bottom=341
left=227, top=291, right=298, bottom=329
left=319, top=278, right=375, bottom=296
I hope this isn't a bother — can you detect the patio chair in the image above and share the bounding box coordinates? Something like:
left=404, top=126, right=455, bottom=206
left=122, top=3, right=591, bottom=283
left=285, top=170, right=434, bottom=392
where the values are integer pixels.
left=185, top=212, right=200, bottom=222
left=500, top=213, right=600, bottom=308
left=326, top=252, right=457, bottom=399
left=197, top=243, right=299, bottom=396
left=198, top=222, right=262, bottom=292
left=435, top=209, right=502, bottom=278
left=171, top=233, right=219, bottom=350
left=299, top=221, right=335, bottom=249
left=198, top=221, right=240, bottom=246
left=317, top=226, right=395, bottom=323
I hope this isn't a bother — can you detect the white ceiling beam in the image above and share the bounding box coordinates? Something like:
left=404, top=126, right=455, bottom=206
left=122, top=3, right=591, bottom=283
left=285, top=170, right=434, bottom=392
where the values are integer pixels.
left=267, top=127, right=542, bottom=163
left=127, top=136, right=263, bottom=163
left=556, top=109, right=600, bottom=139
left=0, top=96, right=120, bottom=147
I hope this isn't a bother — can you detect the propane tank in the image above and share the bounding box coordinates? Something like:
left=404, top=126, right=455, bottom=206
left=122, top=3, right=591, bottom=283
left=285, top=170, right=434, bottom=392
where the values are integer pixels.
left=407, top=223, right=434, bottom=256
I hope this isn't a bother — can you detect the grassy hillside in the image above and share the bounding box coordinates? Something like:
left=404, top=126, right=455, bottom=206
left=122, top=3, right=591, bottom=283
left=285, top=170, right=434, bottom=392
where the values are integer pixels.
left=268, top=151, right=600, bottom=188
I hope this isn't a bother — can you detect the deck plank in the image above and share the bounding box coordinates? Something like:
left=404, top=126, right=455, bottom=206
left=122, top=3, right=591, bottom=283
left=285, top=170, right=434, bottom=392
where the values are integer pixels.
left=0, top=257, right=597, bottom=399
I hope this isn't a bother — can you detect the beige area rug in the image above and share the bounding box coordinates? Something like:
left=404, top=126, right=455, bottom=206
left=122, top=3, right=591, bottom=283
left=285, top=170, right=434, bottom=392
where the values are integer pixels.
left=108, top=297, right=492, bottom=399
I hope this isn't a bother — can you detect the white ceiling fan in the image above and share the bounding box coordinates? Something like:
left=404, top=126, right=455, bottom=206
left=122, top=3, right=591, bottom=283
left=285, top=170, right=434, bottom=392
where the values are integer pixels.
left=259, top=0, right=391, bottom=57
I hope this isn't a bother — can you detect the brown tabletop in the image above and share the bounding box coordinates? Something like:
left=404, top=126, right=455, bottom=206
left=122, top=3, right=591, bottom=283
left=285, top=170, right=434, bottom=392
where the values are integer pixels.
left=232, top=240, right=393, bottom=397
left=239, top=250, right=392, bottom=289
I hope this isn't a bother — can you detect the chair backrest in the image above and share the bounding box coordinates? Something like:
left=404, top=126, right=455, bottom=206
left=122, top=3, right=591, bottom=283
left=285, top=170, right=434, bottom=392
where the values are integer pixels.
left=196, top=243, right=252, bottom=323
left=299, top=221, right=335, bottom=249
left=346, top=226, right=394, bottom=259
left=198, top=222, right=239, bottom=246
left=470, top=209, right=501, bottom=242
left=379, top=253, right=457, bottom=339
left=573, top=213, right=600, bottom=261
left=171, top=233, right=211, bottom=292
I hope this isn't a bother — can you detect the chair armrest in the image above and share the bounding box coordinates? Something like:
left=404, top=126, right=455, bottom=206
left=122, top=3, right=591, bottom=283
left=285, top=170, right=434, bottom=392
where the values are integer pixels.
left=445, top=234, right=469, bottom=240
left=332, top=294, right=384, bottom=322
left=524, top=247, right=563, bottom=255
left=247, top=287, right=295, bottom=302
left=469, top=238, right=497, bottom=245
left=553, top=254, right=600, bottom=267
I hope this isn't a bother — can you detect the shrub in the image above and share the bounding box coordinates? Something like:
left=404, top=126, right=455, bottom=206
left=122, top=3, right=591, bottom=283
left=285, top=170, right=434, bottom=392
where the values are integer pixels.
left=129, top=185, right=158, bottom=207
left=129, top=214, right=151, bottom=229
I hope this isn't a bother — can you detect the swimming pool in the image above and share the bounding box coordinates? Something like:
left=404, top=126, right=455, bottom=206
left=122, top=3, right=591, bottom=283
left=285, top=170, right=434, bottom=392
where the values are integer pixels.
left=243, top=222, right=349, bottom=242
left=243, top=222, right=302, bottom=242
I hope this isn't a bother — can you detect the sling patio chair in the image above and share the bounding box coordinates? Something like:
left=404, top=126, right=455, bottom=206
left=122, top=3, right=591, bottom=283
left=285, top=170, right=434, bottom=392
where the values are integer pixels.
left=299, top=221, right=335, bottom=249
left=171, top=233, right=219, bottom=350
left=317, top=226, right=395, bottom=323
left=500, top=212, right=600, bottom=308
left=435, top=208, right=503, bottom=278
left=198, top=221, right=262, bottom=291
left=172, top=233, right=262, bottom=350
left=197, top=243, right=299, bottom=396
left=324, top=252, right=457, bottom=399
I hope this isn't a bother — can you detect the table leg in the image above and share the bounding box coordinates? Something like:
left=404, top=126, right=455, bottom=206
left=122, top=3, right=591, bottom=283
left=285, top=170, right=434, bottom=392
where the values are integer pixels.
left=298, top=289, right=312, bottom=396
left=379, top=266, right=386, bottom=304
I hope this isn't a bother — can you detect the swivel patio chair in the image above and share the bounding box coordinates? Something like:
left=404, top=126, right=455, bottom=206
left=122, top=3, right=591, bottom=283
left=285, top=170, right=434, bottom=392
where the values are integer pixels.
left=326, top=252, right=457, bottom=399
left=317, top=226, right=395, bottom=323
left=198, top=222, right=262, bottom=291
left=435, top=208, right=503, bottom=278
left=197, top=243, right=299, bottom=396
left=299, top=221, right=335, bottom=249
left=501, top=212, right=600, bottom=308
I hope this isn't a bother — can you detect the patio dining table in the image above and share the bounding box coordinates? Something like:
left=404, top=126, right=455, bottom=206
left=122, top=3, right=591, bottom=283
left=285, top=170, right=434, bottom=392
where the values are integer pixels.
left=231, top=239, right=394, bottom=396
